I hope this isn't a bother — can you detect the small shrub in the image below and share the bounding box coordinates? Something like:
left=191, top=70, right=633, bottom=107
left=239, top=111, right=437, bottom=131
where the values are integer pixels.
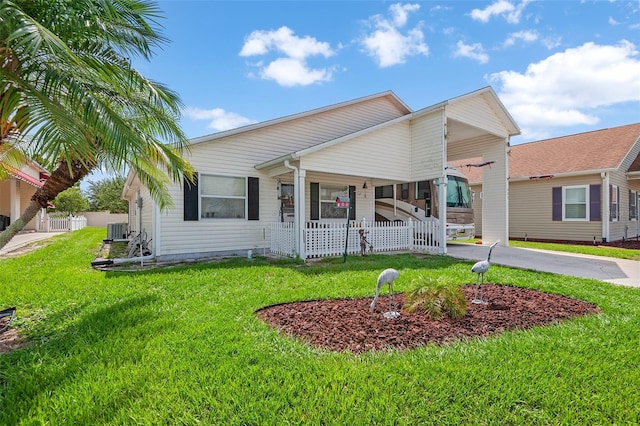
left=404, top=275, right=468, bottom=319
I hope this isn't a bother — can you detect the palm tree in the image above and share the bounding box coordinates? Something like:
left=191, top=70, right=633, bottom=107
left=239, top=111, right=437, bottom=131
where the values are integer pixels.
left=0, top=0, right=193, bottom=249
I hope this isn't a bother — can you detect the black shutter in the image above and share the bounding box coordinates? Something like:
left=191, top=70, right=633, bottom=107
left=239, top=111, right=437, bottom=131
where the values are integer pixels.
left=184, top=174, right=199, bottom=221
left=310, top=183, right=319, bottom=220
left=630, top=190, right=634, bottom=221
left=552, top=187, right=562, bottom=221
left=590, top=184, right=601, bottom=221
left=349, top=186, right=356, bottom=220
left=248, top=177, right=259, bottom=220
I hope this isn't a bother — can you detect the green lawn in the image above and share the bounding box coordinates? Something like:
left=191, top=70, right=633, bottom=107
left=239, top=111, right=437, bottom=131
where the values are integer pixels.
left=1, top=227, right=639, bottom=424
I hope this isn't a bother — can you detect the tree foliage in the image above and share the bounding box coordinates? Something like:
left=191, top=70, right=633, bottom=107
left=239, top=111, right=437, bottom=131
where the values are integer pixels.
left=0, top=0, right=193, bottom=249
left=86, top=176, right=128, bottom=213
left=51, top=185, right=89, bottom=215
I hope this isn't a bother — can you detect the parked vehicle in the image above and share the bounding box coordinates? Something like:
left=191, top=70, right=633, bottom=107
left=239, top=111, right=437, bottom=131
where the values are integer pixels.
left=375, top=168, right=475, bottom=240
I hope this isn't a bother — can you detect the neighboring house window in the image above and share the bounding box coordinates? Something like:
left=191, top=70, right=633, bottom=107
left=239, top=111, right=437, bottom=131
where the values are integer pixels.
left=630, top=190, right=638, bottom=221
left=320, top=184, right=348, bottom=219
left=201, top=175, right=246, bottom=219
left=553, top=185, right=601, bottom=222
left=610, top=185, right=619, bottom=222
left=563, top=185, right=589, bottom=221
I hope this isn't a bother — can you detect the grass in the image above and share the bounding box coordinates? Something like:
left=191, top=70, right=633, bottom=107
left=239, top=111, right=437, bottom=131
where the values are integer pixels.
left=1, top=227, right=639, bottom=424
left=459, top=238, right=640, bottom=260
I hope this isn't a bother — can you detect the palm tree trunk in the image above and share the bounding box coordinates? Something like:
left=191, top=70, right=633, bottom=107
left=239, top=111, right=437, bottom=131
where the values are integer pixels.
left=0, top=159, right=92, bottom=250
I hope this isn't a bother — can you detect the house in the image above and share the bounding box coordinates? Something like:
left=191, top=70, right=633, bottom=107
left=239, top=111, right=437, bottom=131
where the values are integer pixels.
left=464, top=123, right=640, bottom=243
left=0, top=162, right=50, bottom=231
left=122, top=87, right=520, bottom=261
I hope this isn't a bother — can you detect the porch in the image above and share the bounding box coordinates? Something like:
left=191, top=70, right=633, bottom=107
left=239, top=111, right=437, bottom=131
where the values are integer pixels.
left=271, top=219, right=440, bottom=259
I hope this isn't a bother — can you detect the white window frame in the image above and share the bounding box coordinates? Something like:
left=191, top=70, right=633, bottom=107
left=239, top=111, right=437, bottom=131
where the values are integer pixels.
left=562, top=185, right=589, bottom=221
left=611, top=184, right=619, bottom=222
left=200, top=174, right=246, bottom=219
left=320, top=184, right=348, bottom=219
left=631, top=190, right=638, bottom=222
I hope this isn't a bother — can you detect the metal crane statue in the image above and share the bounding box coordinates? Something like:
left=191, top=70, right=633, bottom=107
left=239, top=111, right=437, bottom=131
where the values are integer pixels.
left=370, top=268, right=400, bottom=318
left=471, top=240, right=499, bottom=304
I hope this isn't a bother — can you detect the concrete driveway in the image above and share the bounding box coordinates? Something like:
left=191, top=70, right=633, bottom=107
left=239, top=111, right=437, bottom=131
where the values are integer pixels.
left=0, top=232, right=64, bottom=257
left=446, top=242, right=640, bottom=288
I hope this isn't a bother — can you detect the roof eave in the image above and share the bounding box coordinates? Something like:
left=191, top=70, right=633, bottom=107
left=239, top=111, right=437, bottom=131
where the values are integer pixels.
left=509, top=168, right=615, bottom=182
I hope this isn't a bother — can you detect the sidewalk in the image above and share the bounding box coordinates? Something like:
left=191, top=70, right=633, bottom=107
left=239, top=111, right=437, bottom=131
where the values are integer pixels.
left=0, top=232, right=65, bottom=257
left=446, top=242, right=640, bottom=288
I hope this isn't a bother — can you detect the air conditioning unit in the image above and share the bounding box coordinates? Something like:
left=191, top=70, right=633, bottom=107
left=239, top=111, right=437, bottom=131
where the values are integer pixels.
left=107, top=222, right=128, bottom=240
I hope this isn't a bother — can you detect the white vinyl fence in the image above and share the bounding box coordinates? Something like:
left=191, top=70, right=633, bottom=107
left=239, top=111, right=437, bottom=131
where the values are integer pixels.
left=271, top=219, right=440, bottom=259
left=36, top=214, right=87, bottom=232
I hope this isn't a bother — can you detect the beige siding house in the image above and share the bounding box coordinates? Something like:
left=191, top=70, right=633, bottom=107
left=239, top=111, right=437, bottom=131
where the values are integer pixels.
left=0, top=162, right=49, bottom=231
left=467, top=123, right=640, bottom=243
left=123, top=87, right=519, bottom=261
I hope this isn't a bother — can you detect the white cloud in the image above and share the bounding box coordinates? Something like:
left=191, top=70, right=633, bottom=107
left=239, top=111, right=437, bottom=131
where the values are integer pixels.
left=488, top=40, right=640, bottom=138
left=360, top=3, right=429, bottom=67
left=503, top=30, right=538, bottom=47
left=470, top=0, right=530, bottom=24
left=502, top=30, right=560, bottom=49
left=239, top=26, right=336, bottom=87
left=260, top=58, right=334, bottom=88
left=183, top=107, right=256, bottom=132
left=453, top=40, right=489, bottom=64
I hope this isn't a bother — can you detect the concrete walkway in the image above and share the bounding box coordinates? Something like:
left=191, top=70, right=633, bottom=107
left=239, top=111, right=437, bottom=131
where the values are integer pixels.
left=446, top=242, right=640, bottom=288
left=0, top=232, right=64, bottom=257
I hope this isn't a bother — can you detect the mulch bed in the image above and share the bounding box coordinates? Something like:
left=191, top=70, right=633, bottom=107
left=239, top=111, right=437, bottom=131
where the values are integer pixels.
left=257, top=285, right=601, bottom=353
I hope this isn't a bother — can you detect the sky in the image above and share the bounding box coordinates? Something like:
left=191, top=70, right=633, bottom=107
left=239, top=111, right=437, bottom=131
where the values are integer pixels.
left=128, top=0, right=640, bottom=147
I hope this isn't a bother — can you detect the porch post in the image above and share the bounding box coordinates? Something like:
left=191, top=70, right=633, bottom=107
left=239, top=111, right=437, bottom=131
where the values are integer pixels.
left=437, top=177, right=447, bottom=254
left=9, top=179, right=20, bottom=225
left=297, top=169, right=306, bottom=259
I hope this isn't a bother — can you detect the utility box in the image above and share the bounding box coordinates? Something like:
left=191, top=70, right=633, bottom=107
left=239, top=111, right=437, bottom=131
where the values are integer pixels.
left=107, top=222, right=128, bottom=240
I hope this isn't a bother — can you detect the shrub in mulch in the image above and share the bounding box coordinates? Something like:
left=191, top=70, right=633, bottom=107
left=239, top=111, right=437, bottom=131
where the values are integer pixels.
left=256, top=285, right=601, bottom=353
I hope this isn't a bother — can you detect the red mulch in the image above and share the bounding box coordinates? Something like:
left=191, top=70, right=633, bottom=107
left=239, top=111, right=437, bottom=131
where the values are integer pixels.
left=604, top=239, right=640, bottom=250
left=256, top=285, right=600, bottom=353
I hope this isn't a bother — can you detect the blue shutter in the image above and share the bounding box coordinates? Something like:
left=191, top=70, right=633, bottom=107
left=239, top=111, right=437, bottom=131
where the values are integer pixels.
left=552, top=187, right=562, bottom=221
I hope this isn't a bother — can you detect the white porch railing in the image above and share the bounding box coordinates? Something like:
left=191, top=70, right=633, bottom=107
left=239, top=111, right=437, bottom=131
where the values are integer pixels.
left=270, top=221, right=296, bottom=257
left=270, top=220, right=440, bottom=259
left=36, top=214, right=88, bottom=232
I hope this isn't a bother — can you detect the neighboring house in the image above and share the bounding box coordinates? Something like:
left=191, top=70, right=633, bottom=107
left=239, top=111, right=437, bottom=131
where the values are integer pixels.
left=122, top=87, right=520, bottom=261
left=465, top=123, right=640, bottom=243
left=0, top=162, right=49, bottom=231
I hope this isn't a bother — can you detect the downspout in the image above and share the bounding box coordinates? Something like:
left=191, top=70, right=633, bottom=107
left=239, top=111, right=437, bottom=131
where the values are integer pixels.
left=284, top=160, right=301, bottom=258
left=602, top=172, right=610, bottom=243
